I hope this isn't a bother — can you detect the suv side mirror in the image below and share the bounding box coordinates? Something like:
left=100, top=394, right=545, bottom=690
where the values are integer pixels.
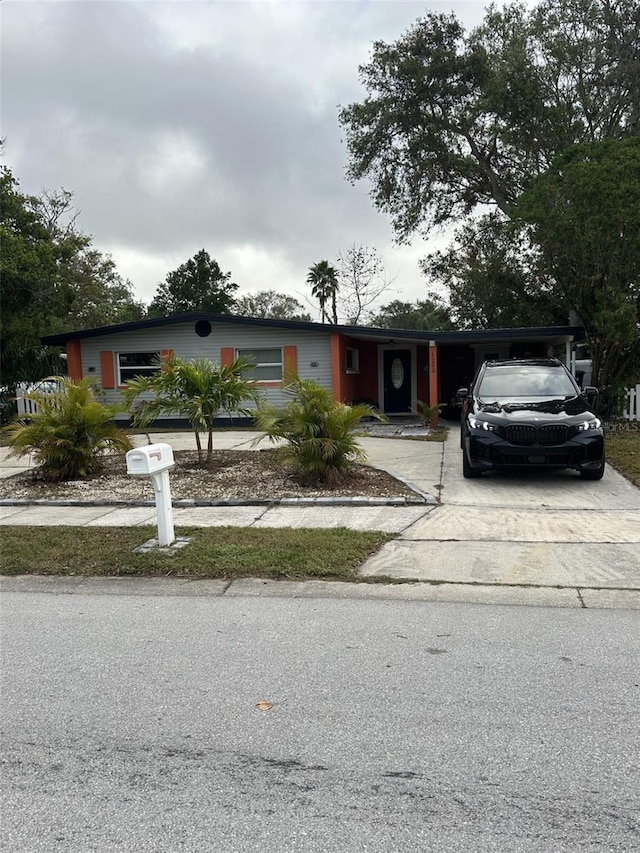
left=582, top=385, right=599, bottom=404
left=456, top=387, right=469, bottom=400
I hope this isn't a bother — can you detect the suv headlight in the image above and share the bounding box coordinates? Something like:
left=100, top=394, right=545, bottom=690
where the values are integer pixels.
left=468, top=415, right=496, bottom=431
left=577, top=417, right=602, bottom=431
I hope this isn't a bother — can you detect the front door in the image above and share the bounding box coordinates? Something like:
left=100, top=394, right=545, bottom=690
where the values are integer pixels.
left=383, top=349, right=412, bottom=413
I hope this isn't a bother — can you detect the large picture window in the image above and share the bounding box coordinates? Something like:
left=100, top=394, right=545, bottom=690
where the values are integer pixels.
left=237, top=348, right=283, bottom=382
left=117, top=352, right=160, bottom=385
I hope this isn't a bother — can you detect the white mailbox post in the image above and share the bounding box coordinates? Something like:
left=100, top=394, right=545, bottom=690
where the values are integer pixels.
left=126, top=443, right=176, bottom=547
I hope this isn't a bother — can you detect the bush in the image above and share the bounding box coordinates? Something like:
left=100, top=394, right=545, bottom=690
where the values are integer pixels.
left=415, top=400, right=442, bottom=427
left=253, top=373, right=384, bottom=484
left=121, top=354, right=261, bottom=464
left=4, top=377, right=132, bottom=481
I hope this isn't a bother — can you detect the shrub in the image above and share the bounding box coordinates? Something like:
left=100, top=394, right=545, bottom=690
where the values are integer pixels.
left=253, top=373, right=384, bottom=484
left=415, top=400, right=442, bottom=427
left=4, top=377, right=132, bottom=481
left=121, top=355, right=261, bottom=464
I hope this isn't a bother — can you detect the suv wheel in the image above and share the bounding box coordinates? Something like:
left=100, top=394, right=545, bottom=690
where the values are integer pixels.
left=462, top=448, right=481, bottom=479
left=580, top=458, right=605, bottom=481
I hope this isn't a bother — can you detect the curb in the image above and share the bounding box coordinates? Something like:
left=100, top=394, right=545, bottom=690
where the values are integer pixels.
left=1, top=576, right=638, bottom=609
left=0, top=493, right=437, bottom=508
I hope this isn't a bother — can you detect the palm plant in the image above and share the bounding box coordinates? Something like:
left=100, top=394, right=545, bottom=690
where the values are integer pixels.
left=4, top=377, right=132, bottom=482
left=253, top=372, right=384, bottom=484
left=121, top=355, right=260, bottom=464
left=307, top=260, right=339, bottom=324
left=415, top=400, right=442, bottom=427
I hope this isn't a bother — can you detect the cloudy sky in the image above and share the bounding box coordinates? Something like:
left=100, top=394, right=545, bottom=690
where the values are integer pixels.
left=2, top=0, right=489, bottom=319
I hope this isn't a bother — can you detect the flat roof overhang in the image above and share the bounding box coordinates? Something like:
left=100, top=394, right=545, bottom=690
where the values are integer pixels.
left=339, top=326, right=584, bottom=346
left=40, top=311, right=585, bottom=347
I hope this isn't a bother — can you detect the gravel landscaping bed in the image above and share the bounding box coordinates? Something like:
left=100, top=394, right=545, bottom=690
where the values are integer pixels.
left=0, top=448, right=420, bottom=502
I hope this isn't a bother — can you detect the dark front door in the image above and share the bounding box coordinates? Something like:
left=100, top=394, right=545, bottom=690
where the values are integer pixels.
left=383, top=349, right=412, bottom=413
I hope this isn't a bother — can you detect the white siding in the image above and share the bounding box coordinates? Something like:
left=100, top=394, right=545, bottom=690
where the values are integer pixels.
left=79, top=320, right=334, bottom=416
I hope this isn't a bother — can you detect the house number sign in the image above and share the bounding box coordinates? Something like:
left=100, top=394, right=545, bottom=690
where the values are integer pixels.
left=391, top=358, right=404, bottom=389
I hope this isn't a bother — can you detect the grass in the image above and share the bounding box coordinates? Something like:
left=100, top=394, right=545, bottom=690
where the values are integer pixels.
left=0, top=526, right=393, bottom=581
left=606, top=424, right=640, bottom=487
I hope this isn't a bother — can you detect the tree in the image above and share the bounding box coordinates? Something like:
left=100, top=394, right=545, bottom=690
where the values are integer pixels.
left=4, top=378, right=132, bottom=482
left=148, top=250, right=238, bottom=317
left=0, top=165, right=144, bottom=399
left=516, top=138, right=640, bottom=388
left=335, top=243, right=395, bottom=324
left=369, top=298, right=453, bottom=331
left=121, top=355, right=261, bottom=465
left=307, top=260, right=339, bottom=324
left=339, top=0, right=639, bottom=241
left=234, top=290, right=311, bottom=321
left=1, top=166, right=67, bottom=388
left=422, top=214, right=565, bottom=329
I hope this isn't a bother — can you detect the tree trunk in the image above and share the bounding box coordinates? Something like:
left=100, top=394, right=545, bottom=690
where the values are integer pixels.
left=194, top=429, right=203, bottom=464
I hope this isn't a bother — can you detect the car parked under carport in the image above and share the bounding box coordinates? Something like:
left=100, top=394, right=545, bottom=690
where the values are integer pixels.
left=458, top=358, right=605, bottom=480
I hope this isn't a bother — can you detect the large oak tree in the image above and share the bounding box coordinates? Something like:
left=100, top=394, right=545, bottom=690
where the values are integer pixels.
left=339, top=0, right=640, bottom=386
left=339, top=0, right=639, bottom=239
left=517, top=138, right=640, bottom=388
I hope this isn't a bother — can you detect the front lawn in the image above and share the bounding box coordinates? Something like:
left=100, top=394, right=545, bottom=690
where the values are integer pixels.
left=0, top=526, right=393, bottom=581
left=606, top=425, right=640, bottom=488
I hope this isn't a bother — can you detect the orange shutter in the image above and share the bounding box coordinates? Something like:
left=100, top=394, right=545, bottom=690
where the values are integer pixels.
left=66, top=340, right=83, bottom=381
left=100, top=351, right=115, bottom=389
left=283, top=345, right=297, bottom=378
left=161, top=349, right=174, bottom=371
left=220, top=347, right=234, bottom=366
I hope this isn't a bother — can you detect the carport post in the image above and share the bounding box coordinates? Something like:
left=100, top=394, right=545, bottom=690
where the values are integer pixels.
left=429, top=340, right=439, bottom=428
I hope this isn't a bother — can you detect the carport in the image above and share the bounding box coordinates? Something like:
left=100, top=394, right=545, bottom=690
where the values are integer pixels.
left=339, top=324, right=584, bottom=416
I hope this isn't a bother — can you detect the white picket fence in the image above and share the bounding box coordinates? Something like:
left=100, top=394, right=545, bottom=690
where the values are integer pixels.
left=626, top=384, right=640, bottom=421
left=15, top=381, right=61, bottom=416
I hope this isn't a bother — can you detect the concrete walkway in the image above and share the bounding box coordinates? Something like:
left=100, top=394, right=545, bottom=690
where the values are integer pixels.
left=2, top=428, right=640, bottom=608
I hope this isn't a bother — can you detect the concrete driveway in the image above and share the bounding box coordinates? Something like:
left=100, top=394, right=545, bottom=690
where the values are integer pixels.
left=360, top=426, right=640, bottom=593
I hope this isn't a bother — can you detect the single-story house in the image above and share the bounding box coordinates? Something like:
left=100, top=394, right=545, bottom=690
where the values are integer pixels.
left=41, top=313, right=585, bottom=420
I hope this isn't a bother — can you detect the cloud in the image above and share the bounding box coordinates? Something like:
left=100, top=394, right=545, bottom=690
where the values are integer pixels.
left=1, top=0, right=483, bottom=309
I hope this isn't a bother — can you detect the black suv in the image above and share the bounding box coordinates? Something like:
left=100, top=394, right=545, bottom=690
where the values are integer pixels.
left=458, top=359, right=605, bottom=480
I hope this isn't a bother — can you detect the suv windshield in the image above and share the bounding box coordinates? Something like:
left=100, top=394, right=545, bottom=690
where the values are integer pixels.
left=477, top=365, right=578, bottom=401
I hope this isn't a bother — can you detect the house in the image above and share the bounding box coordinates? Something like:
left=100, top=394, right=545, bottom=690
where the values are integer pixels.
left=41, top=313, right=584, bottom=421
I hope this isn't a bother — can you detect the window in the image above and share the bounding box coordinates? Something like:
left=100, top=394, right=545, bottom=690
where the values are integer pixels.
left=117, top=352, right=160, bottom=385
left=237, top=348, right=283, bottom=382
left=477, top=365, right=578, bottom=399
left=345, top=347, right=360, bottom=373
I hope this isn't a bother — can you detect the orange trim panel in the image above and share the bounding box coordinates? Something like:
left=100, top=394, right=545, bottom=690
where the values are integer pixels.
left=221, top=347, right=234, bottom=367
left=100, top=351, right=115, bottom=389
left=66, top=340, right=83, bottom=381
left=428, top=342, right=439, bottom=427
left=283, top=345, right=297, bottom=376
left=161, top=349, right=174, bottom=371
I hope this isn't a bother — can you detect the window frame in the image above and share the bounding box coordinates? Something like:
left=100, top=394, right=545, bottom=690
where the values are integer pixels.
left=345, top=347, right=360, bottom=374
left=236, top=347, right=284, bottom=384
left=116, top=351, right=161, bottom=386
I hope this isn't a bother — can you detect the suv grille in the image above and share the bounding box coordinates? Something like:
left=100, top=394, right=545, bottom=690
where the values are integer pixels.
left=539, top=424, right=571, bottom=445
left=503, top=425, right=536, bottom=445
left=503, top=424, right=571, bottom=446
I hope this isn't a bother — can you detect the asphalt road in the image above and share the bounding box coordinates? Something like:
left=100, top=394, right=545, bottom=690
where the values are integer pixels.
left=2, top=589, right=639, bottom=852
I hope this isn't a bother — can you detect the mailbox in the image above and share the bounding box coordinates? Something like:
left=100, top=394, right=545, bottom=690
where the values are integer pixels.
left=125, top=443, right=176, bottom=547
left=126, top=443, right=175, bottom=477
